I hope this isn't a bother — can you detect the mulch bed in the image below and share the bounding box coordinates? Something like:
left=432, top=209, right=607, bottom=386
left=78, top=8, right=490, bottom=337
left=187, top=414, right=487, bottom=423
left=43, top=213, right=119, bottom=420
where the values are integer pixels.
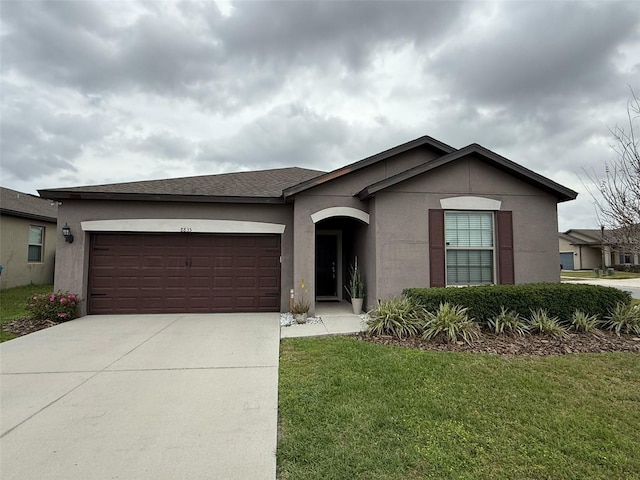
left=355, top=331, right=640, bottom=356
left=1, top=317, right=60, bottom=337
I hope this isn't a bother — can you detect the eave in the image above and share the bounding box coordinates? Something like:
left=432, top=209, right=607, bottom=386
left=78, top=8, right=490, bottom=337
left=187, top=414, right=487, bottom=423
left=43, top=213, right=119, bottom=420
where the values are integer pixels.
left=0, top=208, right=57, bottom=223
left=36, top=190, right=287, bottom=205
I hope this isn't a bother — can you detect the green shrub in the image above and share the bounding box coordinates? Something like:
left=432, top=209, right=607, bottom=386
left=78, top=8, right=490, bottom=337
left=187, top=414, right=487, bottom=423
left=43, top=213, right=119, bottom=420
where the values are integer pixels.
left=27, top=292, right=80, bottom=322
left=422, top=302, right=480, bottom=344
left=366, top=297, right=424, bottom=338
left=528, top=308, right=569, bottom=338
left=569, top=310, right=600, bottom=333
left=404, top=283, right=630, bottom=323
left=603, top=303, right=640, bottom=335
left=612, top=264, right=640, bottom=273
left=488, top=306, right=529, bottom=336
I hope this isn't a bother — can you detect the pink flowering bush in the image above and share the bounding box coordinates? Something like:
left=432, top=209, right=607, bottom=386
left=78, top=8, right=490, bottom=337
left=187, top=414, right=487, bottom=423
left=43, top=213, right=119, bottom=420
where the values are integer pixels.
left=27, top=292, right=80, bottom=322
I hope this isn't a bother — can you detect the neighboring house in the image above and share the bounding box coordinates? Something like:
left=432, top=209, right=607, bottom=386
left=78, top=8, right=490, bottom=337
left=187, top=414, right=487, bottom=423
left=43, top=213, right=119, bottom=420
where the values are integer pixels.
left=39, top=136, right=577, bottom=316
left=559, top=229, right=639, bottom=270
left=0, top=187, right=58, bottom=289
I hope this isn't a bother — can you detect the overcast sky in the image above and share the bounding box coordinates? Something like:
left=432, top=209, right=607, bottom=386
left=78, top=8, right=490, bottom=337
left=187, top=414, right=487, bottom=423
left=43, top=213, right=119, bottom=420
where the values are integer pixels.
left=1, top=1, right=639, bottom=230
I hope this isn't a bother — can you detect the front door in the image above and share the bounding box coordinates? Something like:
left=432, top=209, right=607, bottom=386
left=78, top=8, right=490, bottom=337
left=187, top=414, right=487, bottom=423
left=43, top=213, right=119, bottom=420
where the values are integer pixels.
left=315, top=231, right=342, bottom=300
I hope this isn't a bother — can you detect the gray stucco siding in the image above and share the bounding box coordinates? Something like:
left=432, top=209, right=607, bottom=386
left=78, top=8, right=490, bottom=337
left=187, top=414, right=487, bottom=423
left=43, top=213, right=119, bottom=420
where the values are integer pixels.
left=301, top=146, right=442, bottom=197
left=506, top=195, right=560, bottom=283
left=370, top=158, right=561, bottom=300
left=55, top=200, right=294, bottom=314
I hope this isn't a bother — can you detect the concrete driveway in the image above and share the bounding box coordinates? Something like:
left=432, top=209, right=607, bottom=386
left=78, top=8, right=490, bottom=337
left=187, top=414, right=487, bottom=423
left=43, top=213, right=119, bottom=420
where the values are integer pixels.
left=562, top=277, right=640, bottom=299
left=0, top=313, right=280, bottom=480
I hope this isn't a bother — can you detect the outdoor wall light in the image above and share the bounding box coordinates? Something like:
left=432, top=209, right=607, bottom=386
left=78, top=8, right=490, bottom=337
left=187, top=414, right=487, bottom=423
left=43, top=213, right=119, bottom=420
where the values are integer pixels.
left=62, top=223, right=74, bottom=244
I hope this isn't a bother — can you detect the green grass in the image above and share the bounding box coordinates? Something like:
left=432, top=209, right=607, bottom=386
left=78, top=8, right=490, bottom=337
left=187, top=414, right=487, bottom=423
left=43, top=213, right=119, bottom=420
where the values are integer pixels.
left=278, top=337, right=640, bottom=480
left=561, top=270, right=640, bottom=279
left=0, top=284, right=52, bottom=342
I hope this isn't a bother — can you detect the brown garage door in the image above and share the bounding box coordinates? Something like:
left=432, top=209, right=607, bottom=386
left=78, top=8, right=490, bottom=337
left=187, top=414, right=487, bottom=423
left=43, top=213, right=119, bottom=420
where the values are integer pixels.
left=88, top=233, right=281, bottom=314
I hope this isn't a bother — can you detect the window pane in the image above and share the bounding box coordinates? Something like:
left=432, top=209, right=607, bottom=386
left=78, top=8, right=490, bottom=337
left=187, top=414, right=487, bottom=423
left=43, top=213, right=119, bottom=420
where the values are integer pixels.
left=28, top=245, right=42, bottom=262
left=445, top=212, right=493, bottom=247
left=29, top=226, right=43, bottom=244
left=447, top=249, right=493, bottom=285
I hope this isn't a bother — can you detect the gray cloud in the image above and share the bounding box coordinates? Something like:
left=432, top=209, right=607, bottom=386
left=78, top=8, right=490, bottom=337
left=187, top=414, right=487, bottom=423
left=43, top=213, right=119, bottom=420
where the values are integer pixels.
left=1, top=0, right=638, bottom=231
left=430, top=2, right=640, bottom=107
left=0, top=80, right=113, bottom=184
left=131, top=132, right=197, bottom=160
left=216, top=1, right=465, bottom=70
left=196, top=103, right=351, bottom=171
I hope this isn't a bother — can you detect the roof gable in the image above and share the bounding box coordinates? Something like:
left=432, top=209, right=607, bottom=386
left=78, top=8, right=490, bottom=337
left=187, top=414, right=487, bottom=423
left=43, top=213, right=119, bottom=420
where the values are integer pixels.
left=358, top=144, right=578, bottom=203
left=0, top=187, right=58, bottom=222
left=282, top=135, right=455, bottom=199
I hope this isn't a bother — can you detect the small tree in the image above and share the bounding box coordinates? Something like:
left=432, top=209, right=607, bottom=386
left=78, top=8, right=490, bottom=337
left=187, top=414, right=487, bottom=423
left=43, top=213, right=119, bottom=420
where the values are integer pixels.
left=587, top=87, right=640, bottom=255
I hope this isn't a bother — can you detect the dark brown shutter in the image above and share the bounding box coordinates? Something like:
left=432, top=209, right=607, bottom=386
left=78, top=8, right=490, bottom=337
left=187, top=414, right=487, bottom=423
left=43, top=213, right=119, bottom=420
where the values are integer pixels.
left=496, top=211, right=514, bottom=285
left=429, top=209, right=446, bottom=287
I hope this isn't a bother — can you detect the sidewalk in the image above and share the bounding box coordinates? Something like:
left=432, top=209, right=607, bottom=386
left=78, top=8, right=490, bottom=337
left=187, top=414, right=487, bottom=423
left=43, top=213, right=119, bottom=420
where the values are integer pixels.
left=561, top=276, right=640, bottom=288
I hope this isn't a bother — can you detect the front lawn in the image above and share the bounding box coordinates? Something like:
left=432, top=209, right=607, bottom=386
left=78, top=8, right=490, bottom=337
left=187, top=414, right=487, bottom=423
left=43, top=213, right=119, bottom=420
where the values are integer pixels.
left=0, top=284, right=52, bottom=342
left=278, top=337, right=640, bottom=479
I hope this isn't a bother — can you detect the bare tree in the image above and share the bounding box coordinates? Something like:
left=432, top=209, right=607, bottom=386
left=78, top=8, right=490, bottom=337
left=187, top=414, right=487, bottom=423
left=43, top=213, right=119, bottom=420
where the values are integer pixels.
left=588, top=88, right=640, bottom=256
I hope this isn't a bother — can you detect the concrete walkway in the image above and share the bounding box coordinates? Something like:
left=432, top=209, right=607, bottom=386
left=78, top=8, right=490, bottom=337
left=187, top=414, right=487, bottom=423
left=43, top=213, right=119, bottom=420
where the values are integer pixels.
left=0, top=313, right=280, bottom=480
left=280, top=301, right=367, bottom=339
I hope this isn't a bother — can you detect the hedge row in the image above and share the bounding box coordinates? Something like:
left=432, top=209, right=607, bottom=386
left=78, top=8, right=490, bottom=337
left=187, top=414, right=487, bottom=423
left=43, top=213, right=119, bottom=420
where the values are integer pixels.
left=403, top=283, right=631, bottom=323
left=612, top=264, right=640, bottom=273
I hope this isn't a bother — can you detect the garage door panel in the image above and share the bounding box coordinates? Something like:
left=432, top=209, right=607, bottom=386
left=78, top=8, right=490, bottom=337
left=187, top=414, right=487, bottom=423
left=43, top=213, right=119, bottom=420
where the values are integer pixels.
left=238, top=277, right=257, bottom=288
left=88, top=233, right=281, bottom=314
left=189, top=278, right=211, bottom=289
left=259, top=256, right=280, bottom=268
left=237, top=256, right=257, bottom=267
left=259, top=276, right=279, bottom=288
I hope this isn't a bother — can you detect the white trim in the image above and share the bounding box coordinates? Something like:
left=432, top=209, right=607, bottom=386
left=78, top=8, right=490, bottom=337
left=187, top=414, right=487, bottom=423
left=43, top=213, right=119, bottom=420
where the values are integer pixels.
left=310, top=207, right=370, bottom=224
left=81, top=219, right=286, bottom=234
left=440, top=196, right=502, bottom=211
left=444, top=211, right=497, bottom=286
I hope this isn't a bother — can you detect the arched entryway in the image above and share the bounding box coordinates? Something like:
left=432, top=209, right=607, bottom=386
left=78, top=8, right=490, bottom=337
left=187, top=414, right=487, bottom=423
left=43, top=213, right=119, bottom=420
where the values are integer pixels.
left=314, top=215, right=368, bottom=303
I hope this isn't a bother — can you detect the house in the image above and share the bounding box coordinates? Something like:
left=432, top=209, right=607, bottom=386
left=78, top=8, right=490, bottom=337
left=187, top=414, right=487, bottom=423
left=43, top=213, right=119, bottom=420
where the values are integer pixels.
left=559, top=229, right=639, bottom=270
left=0, top=187, right=58, bottom=289
left=39, top=136, right=577, bottom=316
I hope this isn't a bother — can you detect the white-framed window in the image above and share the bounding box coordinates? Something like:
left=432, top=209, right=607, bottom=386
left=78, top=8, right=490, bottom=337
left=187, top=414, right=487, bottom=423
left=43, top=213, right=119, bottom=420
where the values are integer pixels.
left=28, top=225, right=44, bottom=263
left=445, top=211, right=494, bottom=285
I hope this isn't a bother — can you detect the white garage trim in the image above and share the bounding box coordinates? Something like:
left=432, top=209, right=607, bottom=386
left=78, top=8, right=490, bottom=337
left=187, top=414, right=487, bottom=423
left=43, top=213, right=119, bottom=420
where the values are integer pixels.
left=440, top=196, right=502, bottom=211
left=81, top=219, right=286, bottom=234
left=310, top=207, right=370, bottom=224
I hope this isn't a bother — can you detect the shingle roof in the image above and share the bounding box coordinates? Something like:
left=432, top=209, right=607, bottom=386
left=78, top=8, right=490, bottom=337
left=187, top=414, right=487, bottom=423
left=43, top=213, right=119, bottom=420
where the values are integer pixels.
left=563, top=227, right=639, bottom=246
left=565, top=229, right=603, bottom=243
left=39, top=167, right=325, bottom=203
left=0, top=186, right=58, bottom=222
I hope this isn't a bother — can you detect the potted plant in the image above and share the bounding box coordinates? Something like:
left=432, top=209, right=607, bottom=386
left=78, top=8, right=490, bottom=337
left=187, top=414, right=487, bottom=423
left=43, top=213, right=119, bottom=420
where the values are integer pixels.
left=292, top=278, right=310, bottom=323
left=344, top=257, right=365, bottom=314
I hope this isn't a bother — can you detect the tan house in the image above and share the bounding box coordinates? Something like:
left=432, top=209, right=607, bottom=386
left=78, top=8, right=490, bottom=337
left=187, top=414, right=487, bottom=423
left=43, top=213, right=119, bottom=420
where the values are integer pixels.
left=559, top=229, right=639, bottom=270
left=39, top=136, right=577, bottom=316
left=0, top=187, right=58, bottom=289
